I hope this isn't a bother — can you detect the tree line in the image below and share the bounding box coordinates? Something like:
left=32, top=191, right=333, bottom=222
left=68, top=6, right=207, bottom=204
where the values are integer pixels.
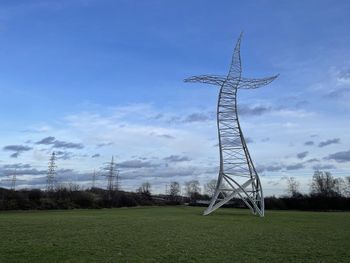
left=264, top=171, right=350, bottom=211
left=0, top=171, right=349, bottom=211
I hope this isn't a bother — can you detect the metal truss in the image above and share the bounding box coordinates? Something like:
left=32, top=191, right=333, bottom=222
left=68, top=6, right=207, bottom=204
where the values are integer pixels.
left=185, top=33, right=278, bottom=217
left=46, top=152, right=57, bottom=192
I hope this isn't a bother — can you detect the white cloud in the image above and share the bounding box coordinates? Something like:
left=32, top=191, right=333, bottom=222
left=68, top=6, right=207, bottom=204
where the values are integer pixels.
left=1, top=101, right=349, bottom=195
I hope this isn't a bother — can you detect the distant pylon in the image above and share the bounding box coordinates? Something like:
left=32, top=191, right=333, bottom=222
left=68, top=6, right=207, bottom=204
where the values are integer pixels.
left=92, top=169, right=97, bottom=188
left=107, top=156, right=116, bottom=192
left=46, top=152, right=57, bottom=192
left=11, top=169, right=17, bottom=191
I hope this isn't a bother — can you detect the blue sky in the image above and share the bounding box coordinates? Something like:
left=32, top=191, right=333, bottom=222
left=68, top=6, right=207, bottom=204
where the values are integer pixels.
left=0, top=0, right=349, bottom=195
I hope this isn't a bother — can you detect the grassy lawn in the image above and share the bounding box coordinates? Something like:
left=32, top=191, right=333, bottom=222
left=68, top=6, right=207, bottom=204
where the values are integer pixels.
left=0, top=206, right=349, bottom=262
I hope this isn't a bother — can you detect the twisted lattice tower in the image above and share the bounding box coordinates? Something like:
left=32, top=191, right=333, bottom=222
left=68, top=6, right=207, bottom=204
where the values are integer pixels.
left=185, top=33, right=278, bottom=216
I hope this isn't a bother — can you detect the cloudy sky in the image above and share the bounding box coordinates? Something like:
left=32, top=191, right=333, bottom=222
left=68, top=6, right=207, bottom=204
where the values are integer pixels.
left=0, top=0, right=349, bottom=195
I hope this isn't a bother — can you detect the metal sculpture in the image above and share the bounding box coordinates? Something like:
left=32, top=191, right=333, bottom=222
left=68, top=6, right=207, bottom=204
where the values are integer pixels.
left=185, top=33, right=278, bottom=216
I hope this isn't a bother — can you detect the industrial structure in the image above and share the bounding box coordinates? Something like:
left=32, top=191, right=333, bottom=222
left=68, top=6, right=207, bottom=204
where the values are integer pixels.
left=105, top=156, right=120, bottom=192
left=92, top=169, right=97, bottom=188
left=46, top=152, right=57, bottom=192
left=185, top=33, right=278, bottom=216
left=11, top=169, right=17, bottom=191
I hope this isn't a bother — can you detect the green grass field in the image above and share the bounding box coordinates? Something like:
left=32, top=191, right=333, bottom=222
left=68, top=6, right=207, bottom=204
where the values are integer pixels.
left=0, top=207, right=349, bottom=263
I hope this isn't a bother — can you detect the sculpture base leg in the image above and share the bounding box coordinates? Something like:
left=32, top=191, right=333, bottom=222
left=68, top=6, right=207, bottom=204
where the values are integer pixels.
left=203, top=176, right=264, bottom=217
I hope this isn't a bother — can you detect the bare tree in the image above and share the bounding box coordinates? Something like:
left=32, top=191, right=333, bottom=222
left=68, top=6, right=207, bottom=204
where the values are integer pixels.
left=185, top=180, right=201, bottom=202
left=311, top=171, right=341, bottom=197
left=169, top=181, right=180, bottom=197
left=344, top=176, right=350, bottom=197
left=204, top=179, right=232, bottom=197
left=337, top=176, right=350, bottom=197
left=205, top=179, right=217, bottom=197
left=55, top=183, right=80, bottom=192
left=285, top=177, right=301, bottom=197
left=138, top=182, right=151, bottom=195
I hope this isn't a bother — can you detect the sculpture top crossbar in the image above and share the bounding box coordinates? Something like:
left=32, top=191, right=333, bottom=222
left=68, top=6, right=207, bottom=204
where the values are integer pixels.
left=184, top=32, right=278, bottom=217
left=185, top=33, right=278, bottom=90
left=184, top=75, right=278, bottom=89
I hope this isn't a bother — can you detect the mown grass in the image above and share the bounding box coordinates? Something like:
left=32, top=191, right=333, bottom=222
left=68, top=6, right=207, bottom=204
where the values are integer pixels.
left=0, top=207, right=349, bottom=262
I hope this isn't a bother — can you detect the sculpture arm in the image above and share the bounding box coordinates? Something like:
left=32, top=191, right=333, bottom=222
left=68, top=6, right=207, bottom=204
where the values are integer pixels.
left=238, top=75, right=279, bottom=89
left=184, top=75, right=226, bottom=86
left=227, top=32, right=243, bottom=79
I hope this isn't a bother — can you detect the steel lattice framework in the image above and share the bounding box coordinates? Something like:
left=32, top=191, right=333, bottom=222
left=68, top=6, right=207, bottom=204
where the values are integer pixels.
left=103, top=156, right=120, bottom=192
left=46, top=152, right=57, bottom=192
left=185, top=33, right=278, bottom=217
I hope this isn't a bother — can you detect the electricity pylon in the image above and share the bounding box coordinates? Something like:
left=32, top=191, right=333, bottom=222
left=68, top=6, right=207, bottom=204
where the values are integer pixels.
left=105, top=156, right=119, bottom=192
left=11, top=169, right=17, bottom=191
left=185, top=33, right=278, bottom=216
left=107, top=156, right=115, bottom=191
left=91, top=169, right=97, bottom=189
left=46, top=152, right=57, bottom=192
